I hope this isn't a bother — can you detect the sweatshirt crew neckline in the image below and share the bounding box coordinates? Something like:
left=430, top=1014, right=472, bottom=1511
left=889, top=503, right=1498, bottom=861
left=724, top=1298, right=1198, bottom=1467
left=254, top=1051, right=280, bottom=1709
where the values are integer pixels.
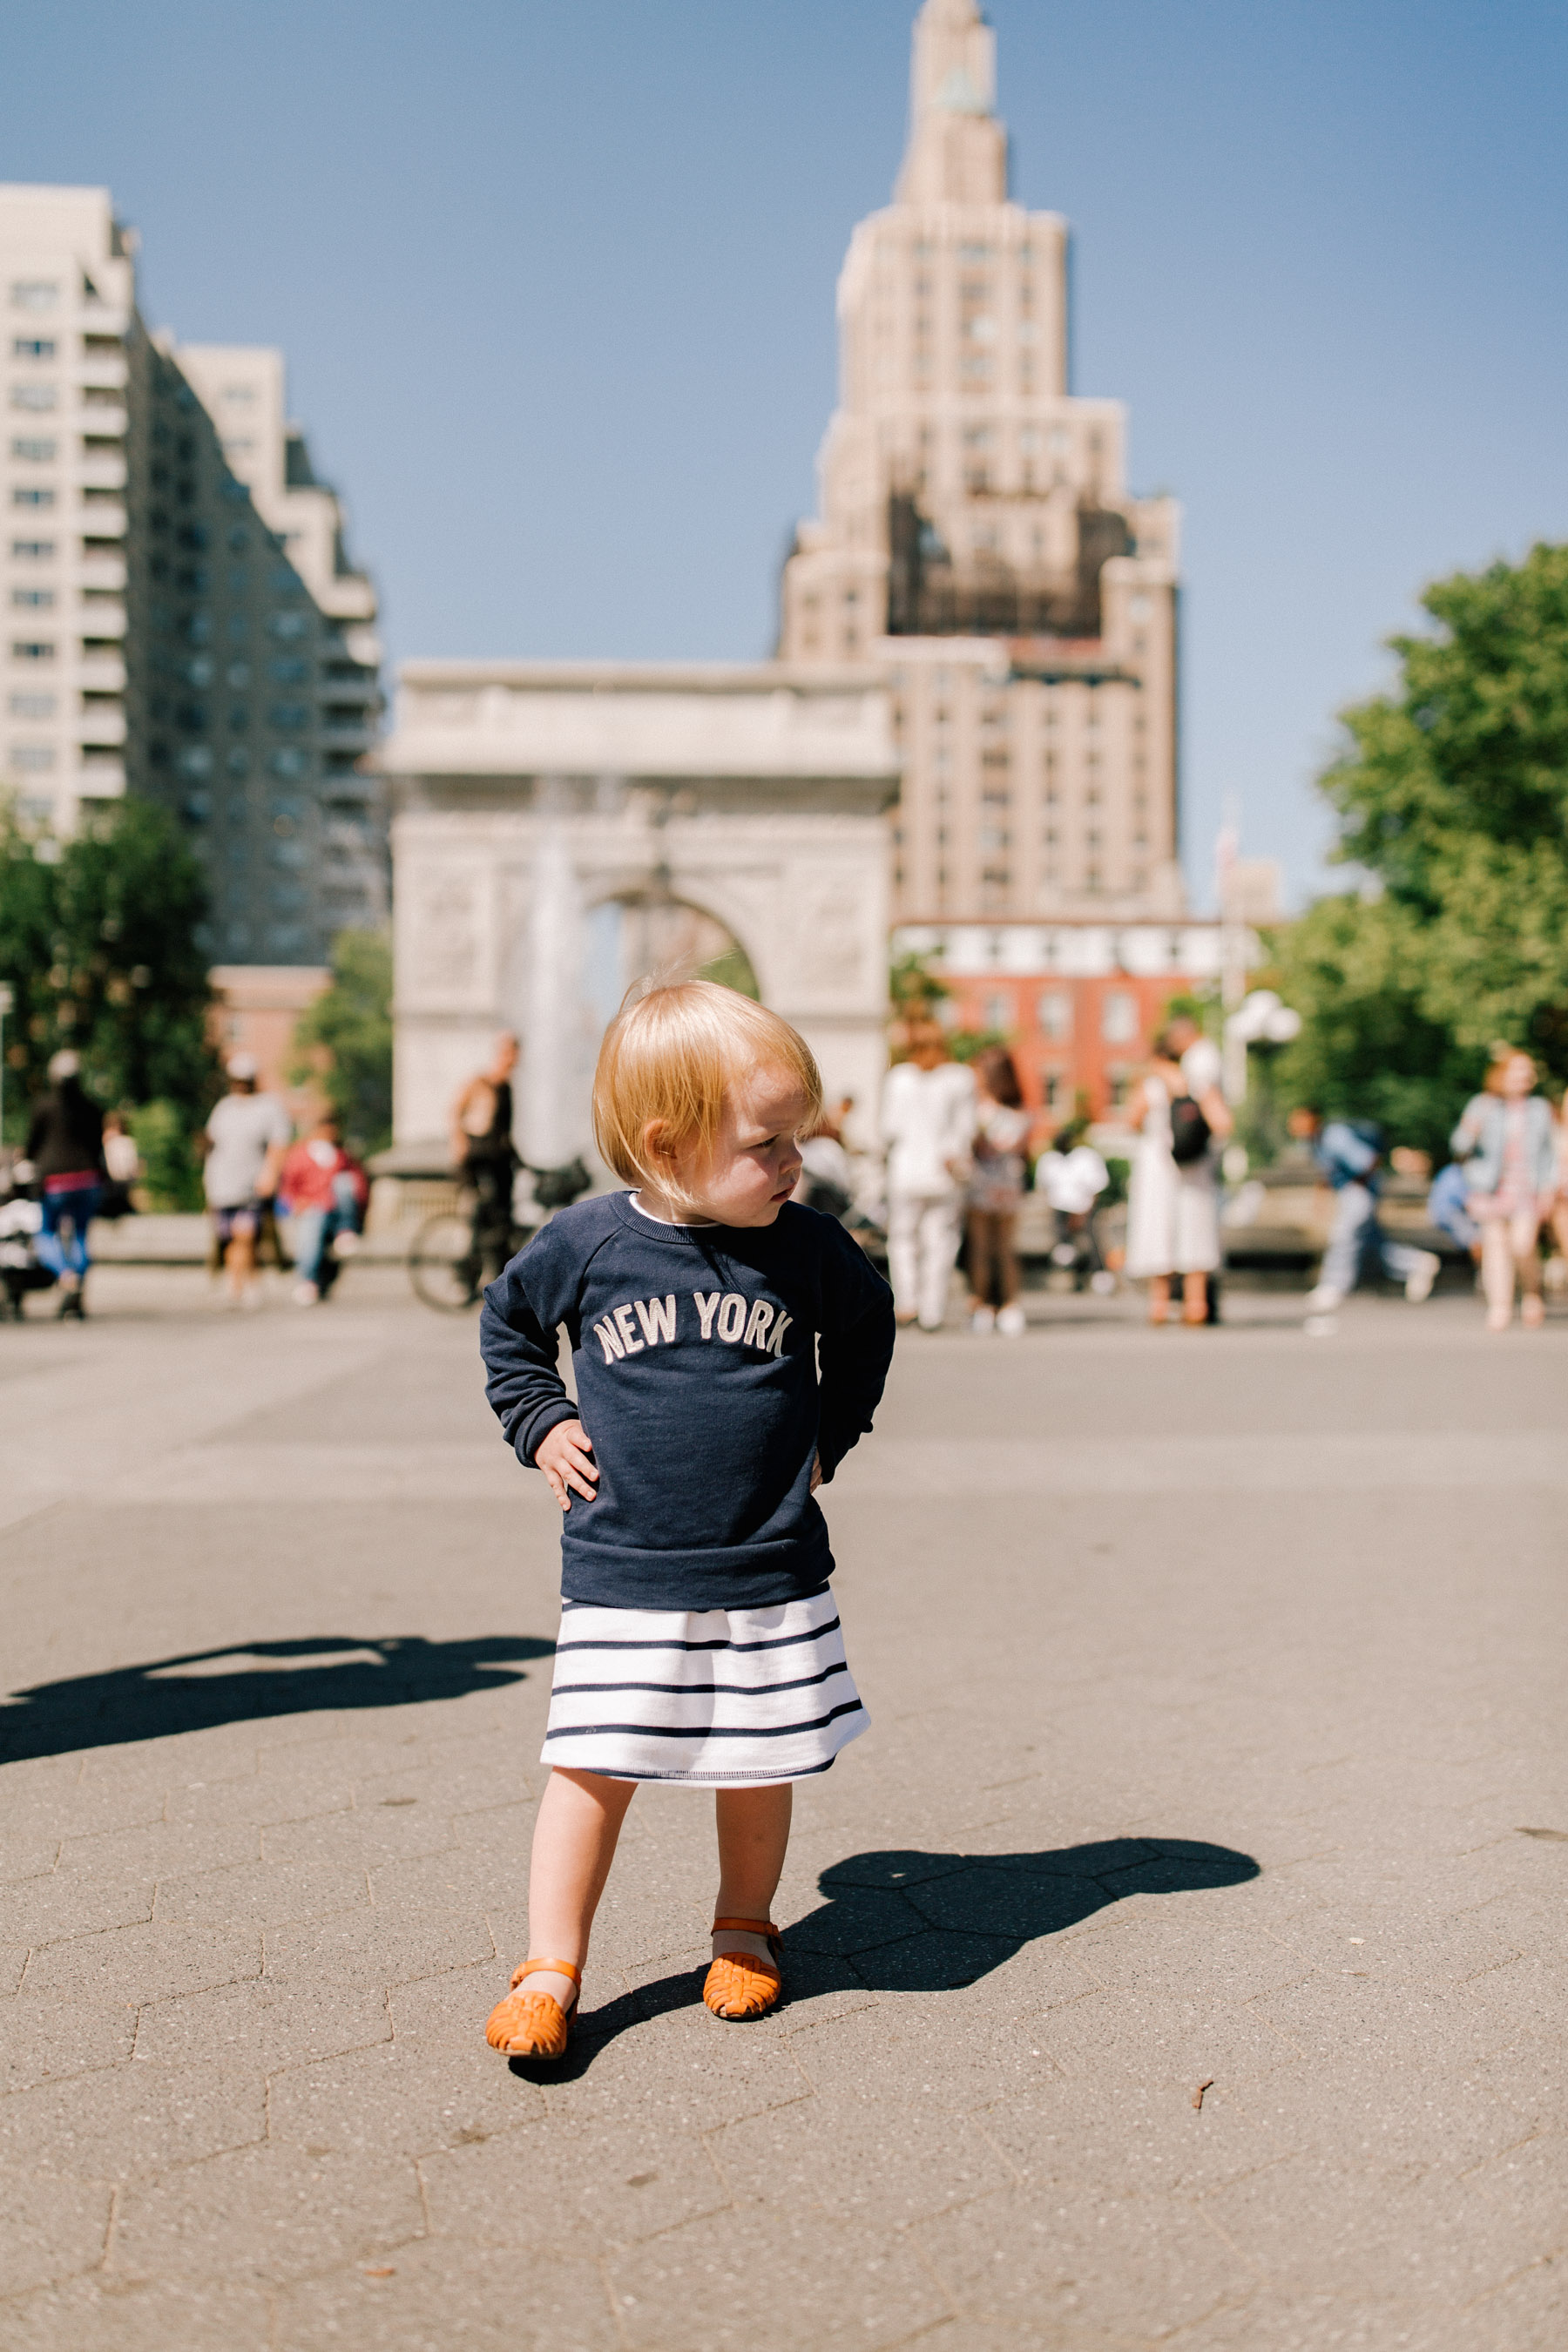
left=609, top=1190, right=740, bottom=1248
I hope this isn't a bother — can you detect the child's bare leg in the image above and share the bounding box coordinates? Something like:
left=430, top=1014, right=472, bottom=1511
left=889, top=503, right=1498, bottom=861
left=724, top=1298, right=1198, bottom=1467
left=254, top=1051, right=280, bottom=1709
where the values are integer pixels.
left=523, top=1767, right=637, bottom=2004
left=1147, top=1273, right=1171, bottom=1325
left=712, top=1782, right=792, bottom=1963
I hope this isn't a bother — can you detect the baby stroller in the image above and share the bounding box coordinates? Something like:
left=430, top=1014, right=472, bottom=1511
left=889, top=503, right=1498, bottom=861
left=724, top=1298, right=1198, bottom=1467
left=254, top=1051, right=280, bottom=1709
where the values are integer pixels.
left=0, top=1194, right=55, bottom=1321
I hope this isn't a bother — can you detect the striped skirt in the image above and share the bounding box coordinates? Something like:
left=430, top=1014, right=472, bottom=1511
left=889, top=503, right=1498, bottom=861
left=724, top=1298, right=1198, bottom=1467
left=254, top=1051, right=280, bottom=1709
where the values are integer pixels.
left=542, top=1586, right=868, bottom=1784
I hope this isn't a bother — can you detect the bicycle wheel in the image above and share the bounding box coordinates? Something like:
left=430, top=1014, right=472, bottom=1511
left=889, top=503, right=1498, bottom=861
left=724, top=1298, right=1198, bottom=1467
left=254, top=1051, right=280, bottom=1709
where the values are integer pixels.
left=409, top=1212, right=483, bottom=1313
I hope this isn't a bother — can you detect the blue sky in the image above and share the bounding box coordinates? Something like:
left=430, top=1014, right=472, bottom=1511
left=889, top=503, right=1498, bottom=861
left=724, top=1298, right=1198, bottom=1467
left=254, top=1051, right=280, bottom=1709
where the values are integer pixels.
left=6, top=1, right=1567, bottom=908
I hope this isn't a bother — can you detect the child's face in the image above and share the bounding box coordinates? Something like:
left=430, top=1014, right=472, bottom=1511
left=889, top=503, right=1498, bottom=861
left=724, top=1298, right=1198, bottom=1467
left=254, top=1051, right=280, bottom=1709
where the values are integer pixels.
left=661, top=1064, right=810, bottom=1227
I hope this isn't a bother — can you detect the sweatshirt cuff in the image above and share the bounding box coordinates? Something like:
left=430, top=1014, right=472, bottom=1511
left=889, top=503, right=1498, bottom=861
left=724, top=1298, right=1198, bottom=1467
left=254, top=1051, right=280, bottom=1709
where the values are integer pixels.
left=517, top=1399, right=578, bottom=1468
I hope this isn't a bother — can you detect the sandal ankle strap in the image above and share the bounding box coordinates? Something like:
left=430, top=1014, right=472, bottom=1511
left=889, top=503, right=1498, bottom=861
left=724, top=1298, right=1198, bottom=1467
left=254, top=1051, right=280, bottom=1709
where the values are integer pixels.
left=711, top=1918, right=780, bottom=1938
left=516, top=1957, right=582, bottom=1984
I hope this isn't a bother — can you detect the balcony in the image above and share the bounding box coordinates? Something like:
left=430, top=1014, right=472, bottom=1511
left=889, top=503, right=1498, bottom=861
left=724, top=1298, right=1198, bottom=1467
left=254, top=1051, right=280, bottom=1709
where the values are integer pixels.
left=78, top=456, right=128, bottom=494
left=75, top=752, right=125, bottom=792
left=320, top=717, right=377, bottom=752
left=75, top=357, right=128, bottom=394
left=78, top=395, right=128, bottom=431
left=316, top=578, right=376, bottom=623
left=78, top=557, right=127, bottom=595
left=78, top=706, right=126, bottom=747
left=78, top=656, right=127, bottom=692
left=78, top=498, right=127, bottom=537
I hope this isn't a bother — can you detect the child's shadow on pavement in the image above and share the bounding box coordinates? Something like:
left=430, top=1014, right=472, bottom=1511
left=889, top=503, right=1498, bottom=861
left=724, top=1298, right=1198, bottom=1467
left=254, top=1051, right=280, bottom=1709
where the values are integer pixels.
left=519, top=1836, right=1258, bottom=2080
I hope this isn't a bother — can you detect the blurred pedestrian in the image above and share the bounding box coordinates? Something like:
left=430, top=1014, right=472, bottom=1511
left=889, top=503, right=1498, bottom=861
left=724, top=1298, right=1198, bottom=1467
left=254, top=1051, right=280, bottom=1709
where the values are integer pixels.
left=965, top=1046, right=1031, bottom=1335
left=200, top=1052, right=292, bottom=1309
left=278, top=1112, right=368, bottom=1306
left=1426, top=1159, right=1481, bottom=1269
left=98, top=1110, right=141, bottom=1221
left=881, top=1017, right=976, bottom=1331
left=1291, top=1108, right=1441, bottom=1314
left=1037, top=1125, right=1112, bottom=1290
left=24, top=1050, right=104, bottom=1321
left=450, top=1031, right=521, bottom=1283
left=1450, top=1051, right=1557, bottom=1332
left=1125, top=1028, right=1233, bottom=1325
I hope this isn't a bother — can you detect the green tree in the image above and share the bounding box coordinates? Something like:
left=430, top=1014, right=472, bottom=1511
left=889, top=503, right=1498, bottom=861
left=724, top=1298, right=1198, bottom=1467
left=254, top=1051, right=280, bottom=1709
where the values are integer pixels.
left=291, top=927, right=394, bottom=1156
left=0, top=799, right=217, bottom=1151
left=1272, top=542, right=1568, bottom=1157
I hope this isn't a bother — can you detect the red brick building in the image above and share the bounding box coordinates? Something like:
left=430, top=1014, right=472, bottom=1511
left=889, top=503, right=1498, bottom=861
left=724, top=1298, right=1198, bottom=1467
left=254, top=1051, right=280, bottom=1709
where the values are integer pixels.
left=895, top=919, right=1224, bottom=1127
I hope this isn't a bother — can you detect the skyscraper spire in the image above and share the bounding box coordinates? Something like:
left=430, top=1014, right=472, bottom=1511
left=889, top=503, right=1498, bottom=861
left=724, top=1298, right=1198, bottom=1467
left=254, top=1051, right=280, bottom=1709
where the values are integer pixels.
left=896, top=0, right=1008, bottom=206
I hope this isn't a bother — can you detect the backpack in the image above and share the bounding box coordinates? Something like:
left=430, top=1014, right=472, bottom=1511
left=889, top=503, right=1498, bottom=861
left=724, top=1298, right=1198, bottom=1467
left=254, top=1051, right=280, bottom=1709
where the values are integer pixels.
left=1168, top=1093, right=1212, bottom=1166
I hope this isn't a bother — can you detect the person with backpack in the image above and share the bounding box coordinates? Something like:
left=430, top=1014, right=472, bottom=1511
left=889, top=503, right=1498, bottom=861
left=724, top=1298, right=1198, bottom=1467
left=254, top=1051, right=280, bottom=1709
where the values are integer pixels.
left=1125, top=1026, right=1232, bottom=1325
left=1290, top=1107, right=1441, bottom=1314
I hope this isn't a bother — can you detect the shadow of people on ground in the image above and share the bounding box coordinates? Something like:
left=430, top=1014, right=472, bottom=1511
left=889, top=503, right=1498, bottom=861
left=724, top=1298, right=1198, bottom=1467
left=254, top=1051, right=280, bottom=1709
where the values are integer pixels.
left=0, top=1633, right=555, bottom=1767
left=787, top=1839, right=1260, bottom=1989
left=513, top=1835, right=1259, bottom=2082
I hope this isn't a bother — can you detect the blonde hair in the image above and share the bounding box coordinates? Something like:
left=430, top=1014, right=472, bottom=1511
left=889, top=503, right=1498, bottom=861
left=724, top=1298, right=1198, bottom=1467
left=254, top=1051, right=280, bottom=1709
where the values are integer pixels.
left=1485, top=1046, right=1535, bottom=1094
left=592, top=979, right=822, bottom=1202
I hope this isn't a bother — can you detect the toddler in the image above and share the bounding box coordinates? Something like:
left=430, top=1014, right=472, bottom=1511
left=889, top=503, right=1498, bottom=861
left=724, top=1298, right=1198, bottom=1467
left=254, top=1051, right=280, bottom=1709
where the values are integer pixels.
left=478, top=981, right=896, bottom=2058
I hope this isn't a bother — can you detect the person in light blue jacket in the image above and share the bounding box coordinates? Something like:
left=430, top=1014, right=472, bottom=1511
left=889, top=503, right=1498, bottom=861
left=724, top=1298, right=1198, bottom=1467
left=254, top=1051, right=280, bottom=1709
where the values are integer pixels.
left=1450, top=1051, right=1558, bottom=1331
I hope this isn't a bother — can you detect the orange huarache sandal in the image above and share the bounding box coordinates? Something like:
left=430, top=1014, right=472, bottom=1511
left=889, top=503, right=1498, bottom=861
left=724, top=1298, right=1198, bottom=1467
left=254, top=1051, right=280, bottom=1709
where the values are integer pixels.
left=484, top=1958, right=581, bottom=2058
left=704, top=1917, right=782, bottom=2021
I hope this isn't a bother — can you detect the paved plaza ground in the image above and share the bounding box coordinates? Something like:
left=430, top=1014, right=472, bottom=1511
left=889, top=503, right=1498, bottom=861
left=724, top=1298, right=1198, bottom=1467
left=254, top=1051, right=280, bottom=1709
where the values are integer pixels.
left=1, top=1266, right=1565, bottom=2350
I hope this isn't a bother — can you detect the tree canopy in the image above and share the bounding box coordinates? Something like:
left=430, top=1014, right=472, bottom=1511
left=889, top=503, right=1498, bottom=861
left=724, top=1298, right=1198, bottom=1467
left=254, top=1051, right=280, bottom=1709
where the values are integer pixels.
left=1272, top=542, right=1568, bottom=1157
left=290, top=926, right=393, bottom=1156
left=0, top=798, right=216, bottom=1143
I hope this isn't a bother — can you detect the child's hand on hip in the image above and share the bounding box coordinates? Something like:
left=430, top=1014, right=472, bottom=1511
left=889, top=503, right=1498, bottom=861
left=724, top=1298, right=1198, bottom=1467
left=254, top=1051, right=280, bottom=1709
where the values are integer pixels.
left=536, top=1419, right=598, bottom=1511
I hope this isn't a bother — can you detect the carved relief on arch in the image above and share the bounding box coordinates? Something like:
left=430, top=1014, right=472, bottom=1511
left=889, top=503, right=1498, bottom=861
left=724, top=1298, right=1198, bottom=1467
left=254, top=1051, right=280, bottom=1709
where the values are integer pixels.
left=408, top=865, right=491, bottom=1007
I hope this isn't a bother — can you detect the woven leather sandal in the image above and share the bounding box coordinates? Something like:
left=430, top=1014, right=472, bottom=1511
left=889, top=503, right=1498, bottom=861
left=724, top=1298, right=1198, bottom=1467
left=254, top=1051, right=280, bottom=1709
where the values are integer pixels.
left=704, top=1917, right=782, bottom=2020
left=484, top=1958, right=581, bottom=2058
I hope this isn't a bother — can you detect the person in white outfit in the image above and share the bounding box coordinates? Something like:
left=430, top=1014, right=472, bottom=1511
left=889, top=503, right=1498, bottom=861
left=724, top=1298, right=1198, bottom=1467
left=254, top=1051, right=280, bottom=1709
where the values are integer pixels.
left=1125, top=1024, right=1233, bottom=1325
left=881, top=1019, right=977, bottom=1330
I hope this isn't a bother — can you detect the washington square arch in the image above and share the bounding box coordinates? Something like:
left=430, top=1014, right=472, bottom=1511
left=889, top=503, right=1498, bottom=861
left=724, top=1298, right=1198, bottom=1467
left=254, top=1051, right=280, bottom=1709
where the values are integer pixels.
left=378, top=663, right=899, bottom=1166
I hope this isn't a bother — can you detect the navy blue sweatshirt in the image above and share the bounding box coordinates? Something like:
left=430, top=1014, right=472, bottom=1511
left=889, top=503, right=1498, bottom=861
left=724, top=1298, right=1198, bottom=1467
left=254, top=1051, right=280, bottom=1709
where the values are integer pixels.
left=480, top=1192, right=896, bottom=1612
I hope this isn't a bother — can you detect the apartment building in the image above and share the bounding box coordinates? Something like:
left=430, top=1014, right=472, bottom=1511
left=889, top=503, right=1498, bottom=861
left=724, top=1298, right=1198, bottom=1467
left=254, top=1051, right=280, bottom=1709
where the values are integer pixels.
left=1, top=186, right=135, bottom=825
left=780, top=0, right=1183, bottom=927
left=0, top=183, right=384, bottom=966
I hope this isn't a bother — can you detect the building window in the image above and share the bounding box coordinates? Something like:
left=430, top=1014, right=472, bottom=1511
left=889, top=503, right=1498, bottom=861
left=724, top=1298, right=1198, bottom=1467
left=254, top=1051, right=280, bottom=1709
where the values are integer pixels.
left=267, top=703, right=310, bottom=731
left=8, top=692, right=55, bottom=717
left=1038, top=990, right=1071, bottom=1040
left=9, top=385, right=57, bottom=412
left=10, top=640, right=55, bottom=659
left=177, top=746, right=213, bottom=777
left=10, top=282, right=58, bottom=311
left=1108, top=1071, right=1132, bottom=1110
left=1103, top=990, right=1139, bottom=1045
left=10, top=744, right=55, bottom=771
left=10, top=437, right=54, bottom=461
left=11, top=487, right=54, bottom=507
left=268, top=747, right=308, bottom=778
left=10, top=588, right=54, bottom=608
left=268, top=611, right=308, bottom=641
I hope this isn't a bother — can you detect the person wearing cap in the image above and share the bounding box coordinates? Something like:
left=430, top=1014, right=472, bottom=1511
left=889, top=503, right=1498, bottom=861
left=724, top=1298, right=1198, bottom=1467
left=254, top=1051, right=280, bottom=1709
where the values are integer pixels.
left=24, top=1050, right=105, bottom=1321
left=199, top=1052, right=292, bottom=1308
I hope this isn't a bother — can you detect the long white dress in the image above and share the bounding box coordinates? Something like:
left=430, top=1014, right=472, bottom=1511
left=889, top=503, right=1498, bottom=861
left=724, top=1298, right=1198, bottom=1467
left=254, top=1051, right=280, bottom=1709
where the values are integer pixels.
left=1125, top=1076, right=1221, bottom=1278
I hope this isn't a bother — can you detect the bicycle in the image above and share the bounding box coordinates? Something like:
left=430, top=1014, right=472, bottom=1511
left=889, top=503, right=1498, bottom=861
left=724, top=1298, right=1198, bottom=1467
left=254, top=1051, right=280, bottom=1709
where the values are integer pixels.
left=408, top=1156, right=591, bottom=1313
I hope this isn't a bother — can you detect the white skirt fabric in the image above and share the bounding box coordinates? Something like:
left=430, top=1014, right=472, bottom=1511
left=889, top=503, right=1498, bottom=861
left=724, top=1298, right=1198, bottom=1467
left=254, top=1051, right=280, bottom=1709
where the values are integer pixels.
left=542, top=1587, right=868, bottom=1784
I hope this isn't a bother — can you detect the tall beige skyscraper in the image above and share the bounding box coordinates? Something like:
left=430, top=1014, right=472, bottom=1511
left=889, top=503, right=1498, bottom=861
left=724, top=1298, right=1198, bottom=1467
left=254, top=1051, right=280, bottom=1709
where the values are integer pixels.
left=780, top=0, right=1183, bottom=923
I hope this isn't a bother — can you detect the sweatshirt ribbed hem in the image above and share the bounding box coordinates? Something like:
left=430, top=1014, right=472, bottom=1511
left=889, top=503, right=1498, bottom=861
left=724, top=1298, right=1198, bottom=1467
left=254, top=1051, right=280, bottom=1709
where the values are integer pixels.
left=559, top=1529, right=834, bottom=1612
